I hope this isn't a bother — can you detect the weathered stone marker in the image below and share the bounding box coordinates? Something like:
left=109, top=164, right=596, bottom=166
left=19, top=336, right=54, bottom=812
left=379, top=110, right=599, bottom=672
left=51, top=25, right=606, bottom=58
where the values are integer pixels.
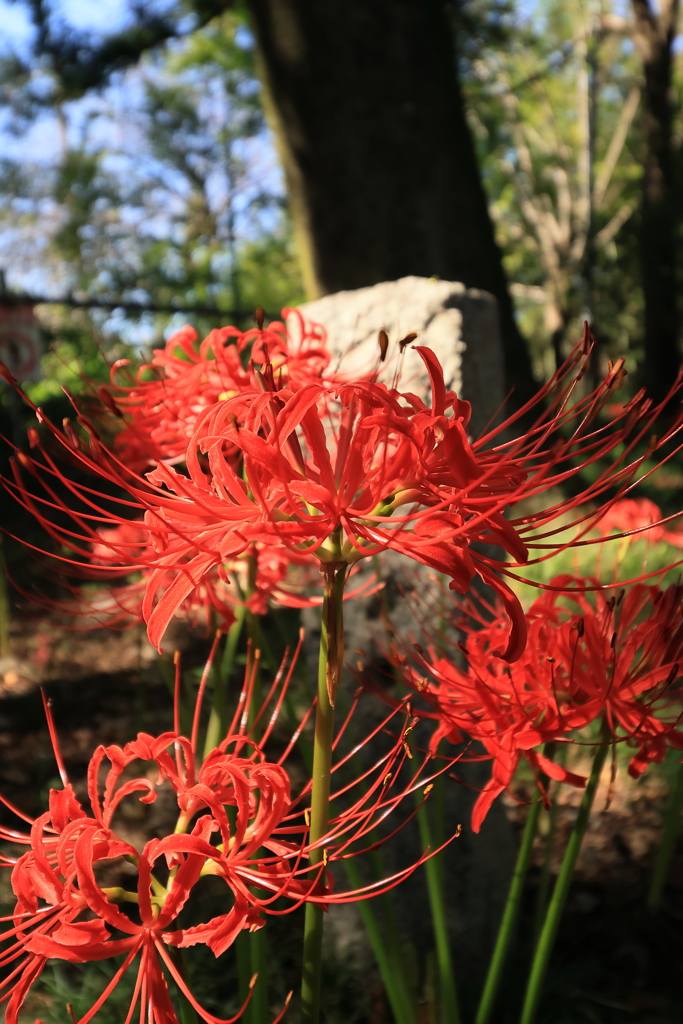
left=299, top=274, right=505, bottom=437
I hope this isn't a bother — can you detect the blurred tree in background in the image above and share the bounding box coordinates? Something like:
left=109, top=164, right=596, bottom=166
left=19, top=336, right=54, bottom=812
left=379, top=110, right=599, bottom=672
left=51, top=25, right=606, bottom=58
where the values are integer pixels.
left=0, top=0, right=680, bottom=406
left=461, top=0, right=682, bottom=401
left=462, top=0, right=645, bottom=386
left=0, top=1, right=304, bottom=592
left=245, top=0, right=536, bottom=404
left=0, top=2, right=303, bottom=407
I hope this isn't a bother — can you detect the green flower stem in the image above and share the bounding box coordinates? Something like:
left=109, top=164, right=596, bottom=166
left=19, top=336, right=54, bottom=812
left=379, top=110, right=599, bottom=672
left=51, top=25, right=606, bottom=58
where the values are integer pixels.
left=476, top=745, right=555, bottom=1024
left=533, top=793, right=560, bottom=942
left=371, top=556, right=449, bottom=1022
left=337, top=682, right=416, bottom=1024
left=245, top=612, right=277, bottom=672
left=417, top=798, right=460, bottom=1024
left=343, top=859, right=415, bottom=1024
left=647, top=757, right=683, bottom=911
left=369, top=851, right=418, bottom=1022
left=475, top=796, right=543, bottom=1024
left=300, top=561, right=346, bottom=1024
left=222, top=603, right=247, bottom=678
left=172, top=949, right=199, bottom=1024
left=203, top=606, right=246, bottom=760
left=236, top=933, right=253, bottom=1019
left=243, top=589, right=271, bottom=1024
left=519, top=723, right=610, bottom=1024
left=247, top=928, right=268, bottom=1024
left=236, top=929, right=271, bottom=1024
left=230, top=795, right=260, bottom=1024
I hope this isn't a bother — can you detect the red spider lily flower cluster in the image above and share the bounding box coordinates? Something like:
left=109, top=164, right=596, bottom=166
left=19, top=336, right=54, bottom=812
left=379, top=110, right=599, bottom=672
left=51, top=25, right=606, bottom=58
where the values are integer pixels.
left=104, top=311, right=333, bottom=471
left=399, top=578, right=683, bottom=832
left=0, top=311, right=376, bottom=645
left=85, top=525, right=318, bottom=631
left=2, top=319, right=683, bottom=657
left=0, top=643, right=448, bottom=1024
left=9, top=523, right=380, bottom=640
left=85, top=524, right=379, bottom=629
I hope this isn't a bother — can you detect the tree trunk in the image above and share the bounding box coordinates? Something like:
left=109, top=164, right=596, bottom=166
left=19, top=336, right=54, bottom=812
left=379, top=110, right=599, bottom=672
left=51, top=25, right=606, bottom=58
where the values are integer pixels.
left=631, top=0, right=681, bottom=402
left=245, top=0, right=536, bottom=405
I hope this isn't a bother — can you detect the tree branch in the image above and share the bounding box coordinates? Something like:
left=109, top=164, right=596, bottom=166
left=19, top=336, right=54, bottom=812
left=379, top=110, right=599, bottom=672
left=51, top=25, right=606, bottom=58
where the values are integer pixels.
left=570, top=16, right=591, bottom=264
left=13, top=0, right=236, bottom=102
left=593, top=86, right=640, bottom=209
left=594, top=201, right=637, bottom=247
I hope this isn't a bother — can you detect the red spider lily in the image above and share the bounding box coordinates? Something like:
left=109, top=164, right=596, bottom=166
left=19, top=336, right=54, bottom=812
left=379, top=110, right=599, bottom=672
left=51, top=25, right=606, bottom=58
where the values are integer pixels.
left=88, top=525, right=383, bottom=621
left=3, top=325, right=683, bottom=659
left=88, top=525, right=317, bottom=627
left=398, top=577, right=683, bottom=831
left=105, top=312, right=333, bottom=471
left=7, top=521, right=380, bottom=641
left=591, top=497, right=683, bottom=548
left=0, top=642, right=452, bottom=1023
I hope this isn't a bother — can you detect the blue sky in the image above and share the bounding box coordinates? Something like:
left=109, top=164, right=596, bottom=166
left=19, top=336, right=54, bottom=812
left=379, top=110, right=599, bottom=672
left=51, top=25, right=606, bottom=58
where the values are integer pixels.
left=0, top=0, right=158, bottom=52
left=0, top=0, right=146, bottom=162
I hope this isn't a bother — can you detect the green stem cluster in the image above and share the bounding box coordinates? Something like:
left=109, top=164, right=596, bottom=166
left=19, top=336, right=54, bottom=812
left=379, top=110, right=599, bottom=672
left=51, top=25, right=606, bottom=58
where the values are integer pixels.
left=519, top=723, right=610, bottom=1024
left=475, top=746, right=555, bottom=1024
left=417, top=796, right=461, bottom=1024
left=344, top=859, right=417, bottom=1024
left=533, top=787, right=560, bottom=941
left=300, top=561, right=346, bottom=1024
left=203, top=606, right=246, bottom=759
left=475, top=795, right=543, bottom=1024
left=647, top=757, right=683, bottom=911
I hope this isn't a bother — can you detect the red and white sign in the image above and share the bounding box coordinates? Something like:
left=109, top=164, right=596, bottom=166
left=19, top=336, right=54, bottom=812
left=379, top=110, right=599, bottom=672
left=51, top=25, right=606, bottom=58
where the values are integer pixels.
left=0, top=304, right=42, bottom=382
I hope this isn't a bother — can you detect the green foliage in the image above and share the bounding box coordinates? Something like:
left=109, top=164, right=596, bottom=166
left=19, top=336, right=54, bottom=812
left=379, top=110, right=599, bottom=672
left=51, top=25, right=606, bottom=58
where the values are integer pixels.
left=461, top=0, right=652, bottom=383
left=511, top=530, right=683, bottom=610
left=22, top=960, right=138, bottom=1024
left=23, top=307, right=133, bottom=406
left=237, top=234, right=305, bottom=313
left=0, top=1, right=235, bottom=124
left=53, top=150, right=114, bottom=272
left=0, top=6, right=304, bottom=385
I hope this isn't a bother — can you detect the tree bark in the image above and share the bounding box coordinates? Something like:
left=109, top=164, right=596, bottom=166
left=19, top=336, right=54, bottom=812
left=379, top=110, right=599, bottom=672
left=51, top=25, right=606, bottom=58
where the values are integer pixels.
left=631, top=0, right=681, bottom=402
left=245, top=0, right=536, bottom=405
